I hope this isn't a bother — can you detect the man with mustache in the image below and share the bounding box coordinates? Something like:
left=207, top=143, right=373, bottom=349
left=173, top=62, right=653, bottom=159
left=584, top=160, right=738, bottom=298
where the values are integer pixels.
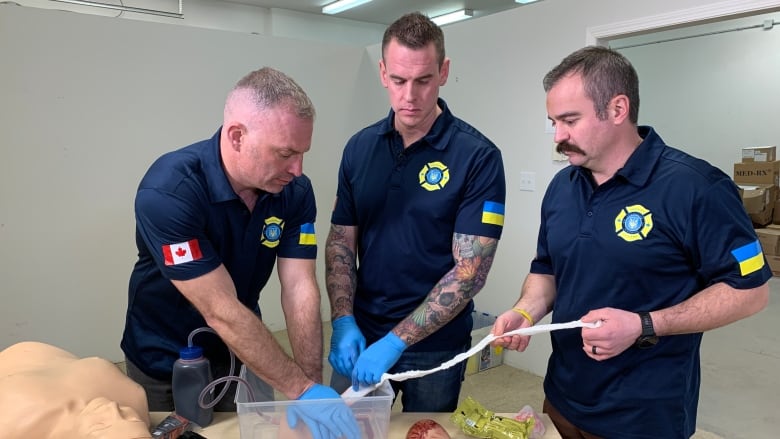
left=492, top=46, right=769, bottom=438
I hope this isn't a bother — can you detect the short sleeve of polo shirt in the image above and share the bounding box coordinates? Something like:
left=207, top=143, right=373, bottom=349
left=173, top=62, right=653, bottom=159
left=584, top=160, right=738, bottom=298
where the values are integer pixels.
left=530, top=175, right=558, bottom=276
left=689, top=178, right=771, bottom=288
left=274, top=177, right=319, bottom=260
left=135, top=186, right=221, bottom=281
left=332, top=139, right=358, bottom=226
left=453, top=146, right=506, bottom=239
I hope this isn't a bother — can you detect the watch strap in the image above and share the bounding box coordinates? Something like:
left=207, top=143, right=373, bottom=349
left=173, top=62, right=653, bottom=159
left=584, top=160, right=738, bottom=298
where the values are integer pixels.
left=638, top=311, right=655, bottom=337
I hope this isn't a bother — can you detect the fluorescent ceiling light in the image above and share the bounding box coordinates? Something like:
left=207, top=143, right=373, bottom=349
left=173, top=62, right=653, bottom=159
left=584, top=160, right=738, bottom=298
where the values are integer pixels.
left=49, top=0, right=183, bottom=18
left=322, top=0, right=373, bottom=15
left=431, top=9, right=473, bottom=26
left=515, top=0, right=541, bottom=4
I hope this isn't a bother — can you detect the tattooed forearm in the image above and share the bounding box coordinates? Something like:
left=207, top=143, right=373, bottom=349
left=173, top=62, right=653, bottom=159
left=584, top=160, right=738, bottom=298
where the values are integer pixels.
left=455, top=232, right=497, bottom=259
left=395, top=234, right=499, bottom=345
left=325, top=224, right=358, bottom=319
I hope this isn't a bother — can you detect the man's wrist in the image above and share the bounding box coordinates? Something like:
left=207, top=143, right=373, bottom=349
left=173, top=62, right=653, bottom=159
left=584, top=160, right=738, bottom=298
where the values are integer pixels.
left=384, top=332, right=407, bottom=350
left=294, top=379, right=318, bottom=400
left=511, top=307, right=535, bottom=326
left=332, top=315, right=356, bottom=327
left=635, top=311, right=659, bottom=349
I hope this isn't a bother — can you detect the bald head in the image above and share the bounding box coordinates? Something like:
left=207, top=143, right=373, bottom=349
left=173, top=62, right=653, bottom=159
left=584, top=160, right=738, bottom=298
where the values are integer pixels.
left=220, top=67, right=315, bottom=195
left=224, top=67, right=315, bottom=124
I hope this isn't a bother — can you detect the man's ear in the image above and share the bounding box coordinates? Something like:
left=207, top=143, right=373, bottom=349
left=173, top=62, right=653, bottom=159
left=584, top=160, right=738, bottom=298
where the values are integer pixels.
left=226, top=123, right=244, bottom=151
left=379, top=59, right=389, bottom=88
left=439, top=57, right=450, bottom=86
left=610, top=94, right=631, bottom=124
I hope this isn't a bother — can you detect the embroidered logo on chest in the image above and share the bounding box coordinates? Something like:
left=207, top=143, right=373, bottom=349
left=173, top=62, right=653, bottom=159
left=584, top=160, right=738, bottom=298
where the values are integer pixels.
left=261, top=216, right=285, bottom=248
left=614, top=204, right=653, bottom=242
left=418, top=161, right=450, bottom=191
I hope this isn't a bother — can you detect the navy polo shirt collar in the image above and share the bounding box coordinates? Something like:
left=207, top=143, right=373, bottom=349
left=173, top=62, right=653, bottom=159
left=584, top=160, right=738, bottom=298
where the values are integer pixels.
left=616, top=126, right=664, bottom=187
left=201, top=127, right=238, bottom=204
left=377, top=98, right=455, bottom=151
left=568, top=125, right=664, bottom=188
left=200, top=127, right=277, bottom=205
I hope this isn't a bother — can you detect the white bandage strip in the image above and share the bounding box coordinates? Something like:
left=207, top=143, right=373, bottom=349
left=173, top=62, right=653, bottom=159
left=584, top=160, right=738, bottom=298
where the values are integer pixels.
left=341, top=319, right=601, bottom=399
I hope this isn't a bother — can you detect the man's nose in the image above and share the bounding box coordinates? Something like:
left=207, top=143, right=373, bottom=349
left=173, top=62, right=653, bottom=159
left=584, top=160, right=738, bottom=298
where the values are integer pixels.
left=553, top=124, right=569, bottom=144
left=289, top=156, right=303, bottom=177
left=403, top=82, right=417, bottom=102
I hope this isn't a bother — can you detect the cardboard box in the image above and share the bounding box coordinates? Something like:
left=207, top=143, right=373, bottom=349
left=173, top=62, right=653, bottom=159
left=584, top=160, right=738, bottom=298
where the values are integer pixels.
left=466, top=311, right=504, bottom=375
left=738, top=184, right=777, bottom=226
left=733, top=161, right=779, bottom=186
left=738, top=184, right=776, bottom=211
left=739, top=185, right=768, bottom=214
left=765, top=254, right=780, bottom=276
left=742, top=146, right=776, bottom=162
left=773, top=200, right=780, bottom=224
left=751, top=206, right=774, bottom=227
left=756, top=228, right=780, bottom=256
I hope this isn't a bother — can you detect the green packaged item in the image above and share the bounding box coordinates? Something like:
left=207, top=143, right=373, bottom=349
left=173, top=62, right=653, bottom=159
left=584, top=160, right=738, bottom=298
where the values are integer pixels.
left=450, top=397, right=534, bottom=439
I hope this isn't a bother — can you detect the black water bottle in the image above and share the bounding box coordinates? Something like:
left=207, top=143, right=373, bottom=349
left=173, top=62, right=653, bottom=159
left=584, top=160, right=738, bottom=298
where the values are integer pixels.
left=172, top=345, right=214, bottom=427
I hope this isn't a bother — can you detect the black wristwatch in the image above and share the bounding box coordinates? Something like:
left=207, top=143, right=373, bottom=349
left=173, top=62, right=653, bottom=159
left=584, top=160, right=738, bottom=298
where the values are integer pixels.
left=635, top=312, right=658, bottom=349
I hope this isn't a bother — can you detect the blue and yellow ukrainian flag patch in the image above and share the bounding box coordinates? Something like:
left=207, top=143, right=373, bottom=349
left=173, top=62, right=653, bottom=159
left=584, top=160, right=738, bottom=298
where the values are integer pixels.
left=299, top=223, right=317, bottom=246
left=731, top=239, right=764, bottom=276
left=481, top=201, right=505, bottom=226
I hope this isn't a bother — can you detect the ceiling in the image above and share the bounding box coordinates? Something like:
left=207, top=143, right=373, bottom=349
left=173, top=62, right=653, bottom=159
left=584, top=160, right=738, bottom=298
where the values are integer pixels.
left=220, top=0, right=528, bottom=25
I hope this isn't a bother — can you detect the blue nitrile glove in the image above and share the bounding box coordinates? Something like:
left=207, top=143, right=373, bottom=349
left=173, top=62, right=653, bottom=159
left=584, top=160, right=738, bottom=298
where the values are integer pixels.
left=351, top=332, right=406, bottom=390
left=287, top=384, right=359, bottom=439
left=328, top=316, right=366, bottom=377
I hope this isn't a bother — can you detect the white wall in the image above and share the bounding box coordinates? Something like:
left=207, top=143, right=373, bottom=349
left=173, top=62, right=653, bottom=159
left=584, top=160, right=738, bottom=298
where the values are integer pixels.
left=1, top=0, right=778, bottom=374
left=615, top=12, right=780, bottom=175
left=12, top=0, right=386, bottom=45
left=0, top=3, right=388, bottom=359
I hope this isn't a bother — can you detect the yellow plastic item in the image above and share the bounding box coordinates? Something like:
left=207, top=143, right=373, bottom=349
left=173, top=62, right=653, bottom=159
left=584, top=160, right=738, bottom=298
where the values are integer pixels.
left=450, top=397, right=534, bottom=439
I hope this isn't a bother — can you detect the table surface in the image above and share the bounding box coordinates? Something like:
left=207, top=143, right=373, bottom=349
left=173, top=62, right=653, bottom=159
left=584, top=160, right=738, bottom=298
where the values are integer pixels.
left=150, top=410, right=561, bottom=438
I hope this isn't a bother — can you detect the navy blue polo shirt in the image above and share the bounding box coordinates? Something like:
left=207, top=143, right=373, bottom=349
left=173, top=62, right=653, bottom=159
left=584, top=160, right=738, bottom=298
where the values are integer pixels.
left=533, top=126, right=771, bottom=438
left=332, top=99, right=506, bottom=352
left=121, top=128, right=318, bottom=380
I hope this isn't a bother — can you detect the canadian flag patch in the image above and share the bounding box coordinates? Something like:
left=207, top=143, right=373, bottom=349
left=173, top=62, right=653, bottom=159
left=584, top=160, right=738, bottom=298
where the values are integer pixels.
left=162, top=239, right=203, bottom=266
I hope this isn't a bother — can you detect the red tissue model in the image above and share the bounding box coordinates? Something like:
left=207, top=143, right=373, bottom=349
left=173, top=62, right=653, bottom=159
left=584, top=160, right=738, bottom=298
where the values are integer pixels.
left=406, top=419, right=452, bottom=439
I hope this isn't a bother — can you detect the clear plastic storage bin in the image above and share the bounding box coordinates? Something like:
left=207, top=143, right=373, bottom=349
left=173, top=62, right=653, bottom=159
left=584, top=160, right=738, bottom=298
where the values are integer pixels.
left=235, top=373, right=393, bottom=439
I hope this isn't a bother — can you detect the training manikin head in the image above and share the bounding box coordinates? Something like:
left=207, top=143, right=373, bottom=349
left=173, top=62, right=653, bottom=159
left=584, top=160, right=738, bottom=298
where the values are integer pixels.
left=0, top=341, right=151, bottom=439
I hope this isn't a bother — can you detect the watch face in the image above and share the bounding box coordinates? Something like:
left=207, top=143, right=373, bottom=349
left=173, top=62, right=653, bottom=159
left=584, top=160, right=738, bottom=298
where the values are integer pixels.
left=637, top=335, right=659, bottom=349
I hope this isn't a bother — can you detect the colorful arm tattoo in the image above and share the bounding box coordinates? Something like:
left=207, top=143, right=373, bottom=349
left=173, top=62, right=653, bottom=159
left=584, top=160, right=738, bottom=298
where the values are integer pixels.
left=396, top=233, right=499, bottom=345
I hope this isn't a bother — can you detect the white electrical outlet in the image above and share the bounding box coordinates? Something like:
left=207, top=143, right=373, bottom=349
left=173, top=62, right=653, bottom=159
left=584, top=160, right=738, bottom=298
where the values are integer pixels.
left=519, top=171, right=535, bottom=191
